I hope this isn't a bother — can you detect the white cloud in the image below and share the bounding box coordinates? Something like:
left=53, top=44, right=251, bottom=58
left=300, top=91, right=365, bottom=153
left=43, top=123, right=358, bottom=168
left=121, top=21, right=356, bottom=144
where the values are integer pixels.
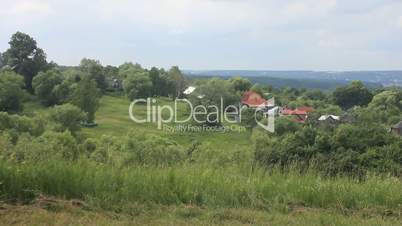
left=0, top=0, right=51, bottom=15
left=1, top=0, right=402, bottom=69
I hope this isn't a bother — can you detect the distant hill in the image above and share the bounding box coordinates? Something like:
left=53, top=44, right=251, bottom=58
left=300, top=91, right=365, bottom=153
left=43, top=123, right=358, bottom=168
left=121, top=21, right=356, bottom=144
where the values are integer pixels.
left=185, top=70, right=387, bottom=90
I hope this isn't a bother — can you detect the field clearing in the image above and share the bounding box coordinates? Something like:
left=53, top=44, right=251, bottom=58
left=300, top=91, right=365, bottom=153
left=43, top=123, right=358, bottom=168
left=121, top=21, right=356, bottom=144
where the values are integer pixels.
left=81, top=95, right=252, bottom=151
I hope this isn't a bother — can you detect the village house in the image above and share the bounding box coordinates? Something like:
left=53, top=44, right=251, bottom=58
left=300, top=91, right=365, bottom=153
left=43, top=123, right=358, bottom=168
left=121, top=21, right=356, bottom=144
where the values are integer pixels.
left=183, top=86, right=196, bottom=95
left=106, top=77, right=122, bottom=90
left=318, top=115, right=340, bottom=122
left=391, top=121, right=402, bottom=136
left=318, top=114, right=341, bottom=128
left=280, top=107, right=314, bottom=123
left=241, top=91, right=274, bottom=109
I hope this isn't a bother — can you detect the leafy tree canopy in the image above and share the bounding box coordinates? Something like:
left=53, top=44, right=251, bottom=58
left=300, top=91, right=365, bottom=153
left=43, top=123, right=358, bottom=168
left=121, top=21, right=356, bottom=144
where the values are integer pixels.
left=332, top=81, right=373, bottom=109
left=123, top=71, right=152, bottom=100
left=2, top=32, right=48, bottom=92
left=32, top=69, right=64, bottom=106
left=79, top=58, right=106, bottom=91
left=229, top=76, right=252, bottom=93
left=72, top=78, right=100, bottom=123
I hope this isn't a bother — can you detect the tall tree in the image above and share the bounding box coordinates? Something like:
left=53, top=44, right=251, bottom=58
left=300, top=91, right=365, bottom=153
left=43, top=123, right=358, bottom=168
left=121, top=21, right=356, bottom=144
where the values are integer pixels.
left=332, top=81, right=373, bottom=109
left=123, top=71, right=152, bottom=100
left=2, top=32, right=47, bottom=92
left=79, top=58, right=106, bottom=92
left=118, top=62, right=143, bottom=79
left=167, top=66, right=185, bottom=99
left=229, top=76, right=252, bottom=93
left=189, top=78, right=238, bottom=125
left=149, top=67, right=168, bottom=96
left=72, top=78, right=100, bottom=123
left=0, top=52, right=3, bottom=68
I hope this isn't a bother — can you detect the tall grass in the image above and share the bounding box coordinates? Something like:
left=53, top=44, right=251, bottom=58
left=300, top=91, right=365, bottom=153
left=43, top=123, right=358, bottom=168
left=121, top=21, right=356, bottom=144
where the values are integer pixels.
left=0, top=159, right=401, bottom=212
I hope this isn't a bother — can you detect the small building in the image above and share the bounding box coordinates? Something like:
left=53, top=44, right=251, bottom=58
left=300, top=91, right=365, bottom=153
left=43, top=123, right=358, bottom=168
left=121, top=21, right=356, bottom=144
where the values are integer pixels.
left=318, top=115, right=340, bottom=122
left=241, top=91, right=274, bottom=108
left=391, top=121, right=402, bottom=136
left=281, top=107, right=314, bottom=123
left=183, top=86, right=196, bottom=95
left=106, top=77, right=122, bottom=90
left=318, top=115, right=340, bottom=127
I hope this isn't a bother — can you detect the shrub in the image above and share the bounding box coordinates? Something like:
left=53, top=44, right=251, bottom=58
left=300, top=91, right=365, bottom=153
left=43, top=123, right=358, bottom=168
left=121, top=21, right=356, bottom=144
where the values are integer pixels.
left=32, top=69, right=64, bottom=106
left=49, top=103, right=86, bottom=134
left=0, top=70, right=25, bottom=112
left=122, top=133, right=185, bottom=167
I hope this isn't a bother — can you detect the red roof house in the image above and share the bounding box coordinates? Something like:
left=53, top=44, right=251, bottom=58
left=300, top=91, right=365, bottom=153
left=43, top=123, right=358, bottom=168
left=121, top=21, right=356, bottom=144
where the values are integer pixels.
left=241, top=91, right=274, bottom=108
left=281, top=106, right=314, bottom=123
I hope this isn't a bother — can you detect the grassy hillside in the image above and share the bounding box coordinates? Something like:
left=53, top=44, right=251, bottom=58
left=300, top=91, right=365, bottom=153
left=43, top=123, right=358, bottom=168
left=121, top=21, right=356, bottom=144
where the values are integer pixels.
left=6, top=94, right=401, bottom=225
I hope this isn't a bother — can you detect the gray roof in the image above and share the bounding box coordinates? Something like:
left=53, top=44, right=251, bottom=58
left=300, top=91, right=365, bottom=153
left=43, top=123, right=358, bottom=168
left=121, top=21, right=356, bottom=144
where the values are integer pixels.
left=392, top=121, right=402, bottom=129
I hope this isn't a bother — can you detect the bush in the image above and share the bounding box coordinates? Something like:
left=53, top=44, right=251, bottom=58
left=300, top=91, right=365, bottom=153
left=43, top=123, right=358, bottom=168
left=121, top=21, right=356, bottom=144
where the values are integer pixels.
left=0, top=112, right=47, bottom=143
left=3, top=131, right=79, bottom=163
left=32, top=69, right=64, bottom=106
left=0, top=70, right=25, bottom=112
left=122, top=133, right=185, bottom=167
left=49, top=103, right=86, bottom=134
left=253, top=122, right=402, bottom=176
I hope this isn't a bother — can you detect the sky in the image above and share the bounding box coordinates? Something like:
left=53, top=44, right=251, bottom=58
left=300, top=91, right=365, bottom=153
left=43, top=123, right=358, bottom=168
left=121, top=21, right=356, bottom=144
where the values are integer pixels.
left=1, top=0, right=402, bottom=70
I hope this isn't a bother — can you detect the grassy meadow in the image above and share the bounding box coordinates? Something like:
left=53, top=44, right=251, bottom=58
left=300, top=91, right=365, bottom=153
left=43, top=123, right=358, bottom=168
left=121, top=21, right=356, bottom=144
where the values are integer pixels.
left=81, top=94, right=252, bottom=151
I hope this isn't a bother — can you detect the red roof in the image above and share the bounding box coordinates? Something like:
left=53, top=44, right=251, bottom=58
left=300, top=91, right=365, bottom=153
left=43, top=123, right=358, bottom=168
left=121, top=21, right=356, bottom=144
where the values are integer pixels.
left=282, top=109, right=305, bottom=115
left=282, top=107, right=314, bottom=115
left=297, top=106, right=314, bottom=113
left=241, top=91, right=271, bottom=107
left=281, top=106, right=314, bottom=123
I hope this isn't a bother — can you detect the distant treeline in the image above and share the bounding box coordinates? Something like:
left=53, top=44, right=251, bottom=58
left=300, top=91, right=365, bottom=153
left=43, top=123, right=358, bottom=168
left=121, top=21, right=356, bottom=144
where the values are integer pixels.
left=186, top=74, right=382, bottom=90
left=185, top=70, right=402, bottom=87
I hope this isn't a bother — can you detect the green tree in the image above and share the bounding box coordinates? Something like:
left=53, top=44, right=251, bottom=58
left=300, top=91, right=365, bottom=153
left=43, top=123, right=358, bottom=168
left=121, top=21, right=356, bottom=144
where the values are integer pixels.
left=79, top=58, right=106, bottom=91
left=49, top=103, right=86, bottom=134
left=302, top=89, right=327, bottom=101
left=229, top=76, right=252, bottom=93
left=32, top=69, right=64, bottom=106
left=118, top=62, right=143, bottom=79
left=72, top=78, right=100, bottom=123
left=2, top=32, right=47, bottom=92
left=332, top=81, right=373, bottom=109
left=149, top=67, right=167, bottom=96
left=0, top=70, right=25, bottom=112
left=167, top=66, right=185, bottom=99
left=250, top=83, right=265, bottom=96
left=190, top=78, right=238, bottom=125
left=368, top=89, right=402, bottom=112
left=123, top=71, right=152, bottom=100
left=0, top=52, right=3, bottom=68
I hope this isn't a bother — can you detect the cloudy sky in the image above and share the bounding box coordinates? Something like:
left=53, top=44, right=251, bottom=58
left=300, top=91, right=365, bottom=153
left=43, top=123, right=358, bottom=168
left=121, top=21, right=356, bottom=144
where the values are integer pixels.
left=1, top=0, right=402, bottom=70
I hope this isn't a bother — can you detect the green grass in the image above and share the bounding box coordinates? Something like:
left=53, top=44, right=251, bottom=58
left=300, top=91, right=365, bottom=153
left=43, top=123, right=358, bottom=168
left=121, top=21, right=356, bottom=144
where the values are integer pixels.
left=1, top=160, right=402, bottom=213
left=82, top=95, right=251, bottom=151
